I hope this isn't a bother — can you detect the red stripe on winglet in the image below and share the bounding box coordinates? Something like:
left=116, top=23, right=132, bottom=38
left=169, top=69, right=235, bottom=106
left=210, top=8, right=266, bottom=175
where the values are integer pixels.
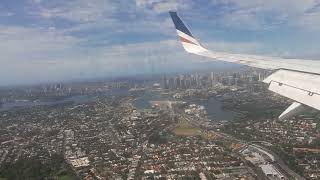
left=180, top=36, right=198, bottom=45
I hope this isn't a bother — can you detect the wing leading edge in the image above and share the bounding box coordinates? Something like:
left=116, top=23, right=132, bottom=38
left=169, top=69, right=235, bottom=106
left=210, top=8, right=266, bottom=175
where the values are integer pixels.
left=169, top=11, right=320, bottom=119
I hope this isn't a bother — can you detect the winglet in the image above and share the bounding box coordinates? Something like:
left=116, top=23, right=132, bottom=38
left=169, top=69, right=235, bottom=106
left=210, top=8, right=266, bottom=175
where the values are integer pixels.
left=169, top=11, right=194, bottom=38
left=169, top=11, right=207, bottom=54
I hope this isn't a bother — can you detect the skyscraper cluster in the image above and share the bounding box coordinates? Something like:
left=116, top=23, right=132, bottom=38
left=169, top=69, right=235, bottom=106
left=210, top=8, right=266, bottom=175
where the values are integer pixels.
left=161, top=69, right=271, bottom=90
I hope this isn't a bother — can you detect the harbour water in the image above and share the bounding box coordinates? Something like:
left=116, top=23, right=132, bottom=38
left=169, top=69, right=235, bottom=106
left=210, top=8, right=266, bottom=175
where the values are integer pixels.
left=1, top=89, right=235, bottom=122
left=133, top=91, right=235, bottom=122
left=0, top=95, right=97, bottom=112
left=190, top=97, right=236, bottom=121
left=0, top=88, right=129, bottom=112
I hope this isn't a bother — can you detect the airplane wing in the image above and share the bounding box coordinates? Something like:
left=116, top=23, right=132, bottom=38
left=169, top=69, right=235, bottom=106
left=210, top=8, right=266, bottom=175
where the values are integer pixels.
left=169, top=11, right=320, bottom=120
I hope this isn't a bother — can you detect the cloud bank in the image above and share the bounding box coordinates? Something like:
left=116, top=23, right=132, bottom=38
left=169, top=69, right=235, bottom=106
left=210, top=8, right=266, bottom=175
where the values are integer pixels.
left=0, top=0, right=320, bottom=85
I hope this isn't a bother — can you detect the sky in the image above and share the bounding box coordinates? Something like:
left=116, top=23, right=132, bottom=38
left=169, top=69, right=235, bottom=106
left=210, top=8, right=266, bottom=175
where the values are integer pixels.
left=1, top=0, right=320, bottom=86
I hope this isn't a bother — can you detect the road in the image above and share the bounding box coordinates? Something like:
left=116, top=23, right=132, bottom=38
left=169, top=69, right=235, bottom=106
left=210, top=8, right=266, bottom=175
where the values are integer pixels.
left=251, top=144, right=305, bottom=180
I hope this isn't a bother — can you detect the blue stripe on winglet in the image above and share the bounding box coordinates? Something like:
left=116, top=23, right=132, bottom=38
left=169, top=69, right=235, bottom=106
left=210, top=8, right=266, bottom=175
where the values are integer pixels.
left=169, top=11, right=194, bottom=37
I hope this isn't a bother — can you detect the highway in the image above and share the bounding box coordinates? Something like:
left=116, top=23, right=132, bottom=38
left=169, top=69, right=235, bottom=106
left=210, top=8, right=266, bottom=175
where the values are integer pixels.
left=251, top=144, right=305, bottom=180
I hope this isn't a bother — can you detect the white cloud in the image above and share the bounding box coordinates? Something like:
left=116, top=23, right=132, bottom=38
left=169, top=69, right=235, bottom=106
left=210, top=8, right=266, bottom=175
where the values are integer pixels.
left=135, top=0, right=158, bottom=8
left=0, top=5, right=15, bottom=17
left=0, top=22, right=176, bottom=84
left=152, top=1, right=178, bottom=13
left=211, top=0, right=320, bottom=31
left=29, top=0, right=118, bottom=22
left=31, top=0, right=317, bottom=33
left=0, top=12, right=14, bottom=17
left=0, top=25, right=85, bottom=85
left=135, top=0, right=191, bottom=14
left=0, top=21, right=263, bottom=85
left=30, top=0, right=42, bottom=3
left=294, top=11, right=320, bottom=31
left=205, top=40, right=263, bottom=54
left=0, top=25, right=82, bottom=63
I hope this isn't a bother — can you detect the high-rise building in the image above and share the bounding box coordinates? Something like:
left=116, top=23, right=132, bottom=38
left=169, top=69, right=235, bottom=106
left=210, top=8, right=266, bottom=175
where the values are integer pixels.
left=168, top=78, right=174, bottom=89
left=175, top=76, right=180, bottom=89
left=162, top=74, right=168, bottom=89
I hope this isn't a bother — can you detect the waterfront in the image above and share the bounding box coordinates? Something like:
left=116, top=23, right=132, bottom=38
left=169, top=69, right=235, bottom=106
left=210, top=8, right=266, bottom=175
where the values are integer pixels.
left=1, top=87, right=236, bottom=123
left=133, top=90, right=235, bottom=122
left=0, top=88, right=129, bottom=112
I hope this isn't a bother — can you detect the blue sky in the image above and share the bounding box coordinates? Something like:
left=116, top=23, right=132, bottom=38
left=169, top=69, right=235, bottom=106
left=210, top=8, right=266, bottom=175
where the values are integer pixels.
left=1, top=0, right=320, bottom=85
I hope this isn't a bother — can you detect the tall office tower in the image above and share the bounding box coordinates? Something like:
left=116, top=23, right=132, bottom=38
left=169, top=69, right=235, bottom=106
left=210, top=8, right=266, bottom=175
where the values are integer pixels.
left=168, top=78, right=174, bottom=89
left=162, top=74, right=168, bottom=89
left=227, top=76, right=233, bottom=86
left=185, top=78, right=190, bottom=89
left=175, top=76, right=180, bottom=89
left=199, top=75, right=203, bottom=88
left=193, top=73, right=196, bottom=88
left=179, top=75, right=182, bottom=89
left=195, top=73, right=199, bottom=88
left=179, top=75, right=186, bottom=89
left=210, top=72, right=215, bottom=87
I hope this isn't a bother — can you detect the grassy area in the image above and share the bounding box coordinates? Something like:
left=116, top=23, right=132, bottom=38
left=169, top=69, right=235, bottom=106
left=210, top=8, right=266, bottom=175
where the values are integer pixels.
left=58, top=175, right=75, bottom=180
left=174, top=119, right=200, bottom=136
